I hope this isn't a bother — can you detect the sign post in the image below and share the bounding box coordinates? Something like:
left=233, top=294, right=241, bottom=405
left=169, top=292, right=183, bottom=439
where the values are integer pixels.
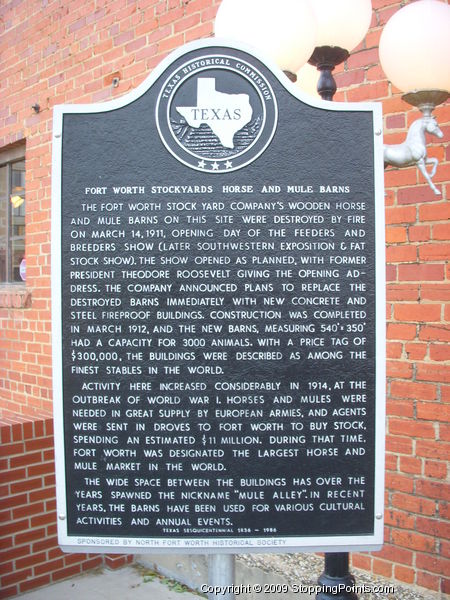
left=52, top=40, right=385, bottom=563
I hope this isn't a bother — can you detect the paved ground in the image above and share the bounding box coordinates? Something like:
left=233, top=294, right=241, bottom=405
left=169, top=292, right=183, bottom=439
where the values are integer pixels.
left=18, top=565, right=202, bottom=600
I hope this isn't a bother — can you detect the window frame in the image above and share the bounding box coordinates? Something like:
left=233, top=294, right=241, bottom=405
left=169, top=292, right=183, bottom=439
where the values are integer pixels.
left=0, top=145, right=26, bottom=285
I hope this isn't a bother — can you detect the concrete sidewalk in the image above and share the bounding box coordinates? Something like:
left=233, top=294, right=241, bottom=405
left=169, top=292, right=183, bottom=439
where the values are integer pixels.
left=18, top=565, right=202, bottom=600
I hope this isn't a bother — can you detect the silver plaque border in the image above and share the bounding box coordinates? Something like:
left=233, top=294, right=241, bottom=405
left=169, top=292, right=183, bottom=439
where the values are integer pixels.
left=52, top=37, right=386, bottom=555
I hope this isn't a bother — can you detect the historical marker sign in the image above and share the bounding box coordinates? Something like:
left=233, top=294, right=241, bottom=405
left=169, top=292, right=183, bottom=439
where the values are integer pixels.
left=52, top=40, right=385, bottom=554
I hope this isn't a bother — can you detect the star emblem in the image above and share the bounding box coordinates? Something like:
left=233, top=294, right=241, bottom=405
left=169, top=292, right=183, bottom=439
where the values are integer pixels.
left=198, top=160, right=206, bottom=169
left=225, top=160, right=233, bottom=169
left=211, top=162, right=219, bottom=171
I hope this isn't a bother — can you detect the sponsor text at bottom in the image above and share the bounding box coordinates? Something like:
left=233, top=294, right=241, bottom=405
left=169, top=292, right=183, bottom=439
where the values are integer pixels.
left=200, top=583, right=396, bottom=595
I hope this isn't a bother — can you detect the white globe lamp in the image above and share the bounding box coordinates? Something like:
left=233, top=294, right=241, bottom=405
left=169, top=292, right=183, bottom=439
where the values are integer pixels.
left=309, top=0, right=372, bottom=53
left=214, top=0, right=317, bottom=77
left=306, top=0, right=373, bottom=100
left=379, top=0, right=450, bottom=115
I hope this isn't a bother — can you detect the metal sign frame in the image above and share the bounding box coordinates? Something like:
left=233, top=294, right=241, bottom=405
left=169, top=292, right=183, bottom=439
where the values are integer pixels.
left=52, top=38, right=385, bottom=554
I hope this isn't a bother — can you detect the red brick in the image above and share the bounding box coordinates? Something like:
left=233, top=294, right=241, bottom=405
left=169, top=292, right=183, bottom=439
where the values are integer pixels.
left=389, top=417, right=436, bottom=439
left=417, top=555, right=450, bottom=578
left=385, top=508, right=415, bottom=529
left=386, top=283, right=423, bottom=302
left=0, top=518, right=30, bottom=537
left=385, top=453, right=398, bottom=471
left=419, top=203, right=450, bottom=222
left=335, top=69, right=365, bottom=89
left=397, top=185, right=440, bottom=205
left=0, top=492, right=28, bottom=512
left=104, top=554, right=133, bottom=569
left=374, top=543, right=413, bottom=566
left=390, top=381, right=436, bottom=401
left=52, top=564, right=82, bottom=581
left=385, top=206, right=416, bottom=225
left=346, top=47, right=379, bottom=70
left=419, top=243, right=450, bottom=262
left=391, top=493, right=436, bottom=516
left=421, top=284, right=450, bottom=302
left=404, top=342, right=427, bottom=360
left=372, top=558, right=393, bottom=578
left=34, top=557, right=65, bottom=576
left=15, top=551, right=48, bottom=570
left=386, top=341, right=402, bottom=359
left=184, top=21, right=213, bottom=42
left=385, top=114, right=406, bottom=130
left=393, top=303, right=441, bottom=322
left=1, top=467, right=27, bottom=484
left=398, top=263, right=445, bottom=281
left=394, top=565, right=415, bottom=584
left=386, top=244, right=417, bottom=263
left=386, top=400, right=414, bottom=418
left=432, top=223, right=450, bottom=241
left=80, top=556, right=104, bottom=571
left=386, top=323, right=416, bottom=340
left=419, top=325, right=450, bottom=343
left=416, top=516, right=450, bottom=540
left=1, top=567, right=33, bottom=587
left=351, top=553, right=372, bottom=570
left=409, top=225, right=431, bottom=242
left=416, top=440, right=449, bottom=461
left=27, top=461, right=54, bottom=477
left=347, top=80, right=389, bottom=102
left=385, top=226, right=407, bottom=244
left=12, top=501, right=45, bottom=520
left=440, top=502, right=450, bottom=521
left=417, top=402, right=450, bottom=423
left=417, top=364, right=450, bottom=384
left=417, top=571, right=440, bottom=592
left=424, top=460, right=447, bottom=479
left=399, top=456, right=422, bottom=475
left=14, top=527, right=47, bottom=546
left=430, top=344, right=450, bottom=361
left=0, top=585, right=19, bottom=599
left=174, top=13, right=201, bottom=33
left=0, top=441, right=25, bottom=458
left=386, top=359, right=413, bottom=379
left=385, top=434, right=412, bottom=455
left=391, top=530, right=436, bottom=553
left=30, top=511, right=56, bottom=528
left=19, top=575, right=52, bottom=594
left=32, top=535, right=59, bottom=553
left=415, top=479, right=450, bottom=501
left=0, top=544, right=31, bottom=564
left=384, top=167, right=418, bottom=189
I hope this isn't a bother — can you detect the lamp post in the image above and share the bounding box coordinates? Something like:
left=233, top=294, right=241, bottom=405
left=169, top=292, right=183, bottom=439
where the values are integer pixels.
left=300, top=6, right=371, bottom=593
left=380, top=0, right=450, bottom=195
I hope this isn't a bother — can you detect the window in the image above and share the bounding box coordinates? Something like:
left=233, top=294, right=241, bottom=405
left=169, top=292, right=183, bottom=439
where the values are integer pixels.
left=0, top=146, right=25, bottom=283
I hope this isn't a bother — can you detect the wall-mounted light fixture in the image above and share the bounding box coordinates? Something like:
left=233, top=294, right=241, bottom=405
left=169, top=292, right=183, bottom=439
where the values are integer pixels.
left=379, top=0, right=450, bottom=195
left=306, top=0, right=372, bottom=101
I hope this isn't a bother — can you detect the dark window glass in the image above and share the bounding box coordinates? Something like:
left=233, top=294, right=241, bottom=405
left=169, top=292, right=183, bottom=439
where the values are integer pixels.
left=0, top=157, right=25, bottom=283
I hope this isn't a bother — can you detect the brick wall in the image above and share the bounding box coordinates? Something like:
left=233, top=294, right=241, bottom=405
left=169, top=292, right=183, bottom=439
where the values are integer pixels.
left=0, top=412, right=132, bottom=598
left=0, top=0, right=448, bottom=595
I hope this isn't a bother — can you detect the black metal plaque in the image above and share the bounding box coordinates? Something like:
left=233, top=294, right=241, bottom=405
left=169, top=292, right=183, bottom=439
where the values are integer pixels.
left=52, top=40, right=385, bottom=553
